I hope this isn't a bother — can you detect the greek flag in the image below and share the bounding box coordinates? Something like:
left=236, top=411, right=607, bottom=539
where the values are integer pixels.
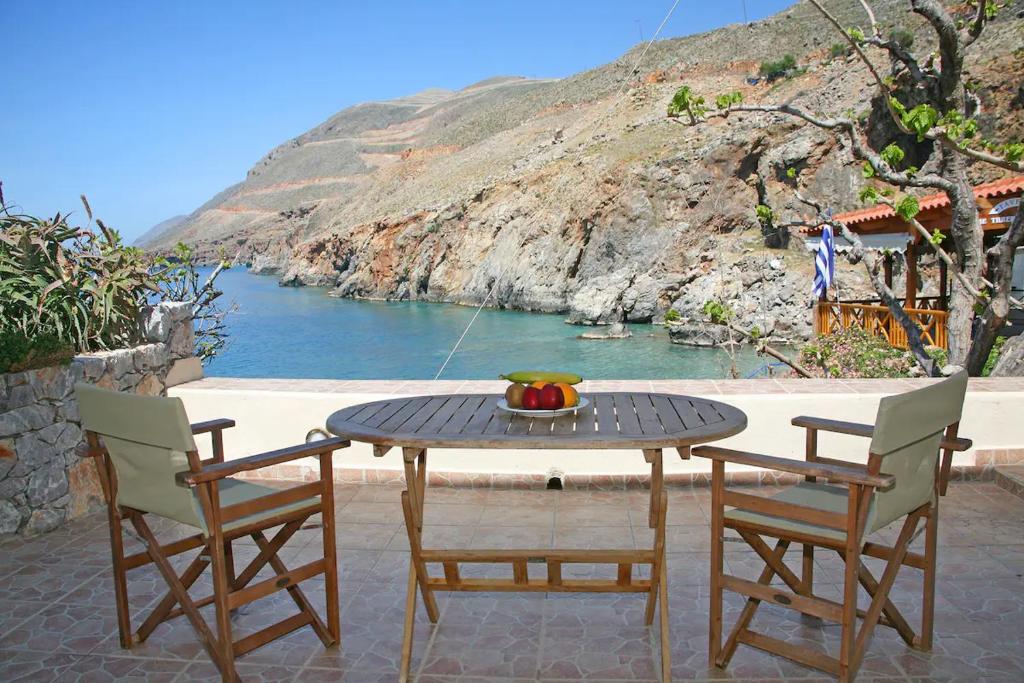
left=813, top=224, right=835, bottom=298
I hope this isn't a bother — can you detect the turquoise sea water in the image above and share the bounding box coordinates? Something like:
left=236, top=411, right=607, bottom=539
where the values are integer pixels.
left=202, top=267, right=762, bottom=380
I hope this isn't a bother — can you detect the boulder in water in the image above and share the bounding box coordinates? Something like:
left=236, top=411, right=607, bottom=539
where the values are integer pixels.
left=578, top=323, right=632, bottom=340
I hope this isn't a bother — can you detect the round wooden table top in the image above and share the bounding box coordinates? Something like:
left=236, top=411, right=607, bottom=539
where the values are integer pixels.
left=325, top=392, right=747, bottom=450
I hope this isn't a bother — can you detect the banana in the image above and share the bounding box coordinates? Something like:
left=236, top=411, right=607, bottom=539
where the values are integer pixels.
left=499, top=370, right=583, bottom=385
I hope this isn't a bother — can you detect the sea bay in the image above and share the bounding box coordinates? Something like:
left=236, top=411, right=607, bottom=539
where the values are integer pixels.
left=202, top=267, right=762, bottom=379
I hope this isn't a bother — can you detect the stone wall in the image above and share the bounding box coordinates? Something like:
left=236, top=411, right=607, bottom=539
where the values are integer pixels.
left=0, top=303, right=202, bottom=536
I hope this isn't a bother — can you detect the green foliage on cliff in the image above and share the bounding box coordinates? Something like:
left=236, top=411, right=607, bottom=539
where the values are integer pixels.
left=666, top=86, right=707, bottom=121
left=758, top=54, right=796, bottom=81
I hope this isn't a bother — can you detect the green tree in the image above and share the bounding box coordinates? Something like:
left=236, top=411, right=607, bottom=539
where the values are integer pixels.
left=668, top=0, right=1023, bottom=376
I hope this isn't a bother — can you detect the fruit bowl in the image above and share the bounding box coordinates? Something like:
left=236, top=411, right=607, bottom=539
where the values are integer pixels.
left=496, top=397, right=590, bottom=417
left=500, top=370, right=584, bottom=413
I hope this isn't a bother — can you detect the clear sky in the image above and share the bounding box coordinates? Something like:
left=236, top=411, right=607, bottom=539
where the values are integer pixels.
left=2, top=1, right=795, bottom=240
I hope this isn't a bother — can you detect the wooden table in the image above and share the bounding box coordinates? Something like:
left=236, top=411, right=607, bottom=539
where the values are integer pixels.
left=326, top=392, right=747, bottom=682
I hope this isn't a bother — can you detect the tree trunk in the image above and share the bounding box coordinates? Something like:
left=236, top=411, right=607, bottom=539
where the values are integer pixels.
left=939, top=151, right=984, bottom=368
left=965, top=208, right=1024, bottom=374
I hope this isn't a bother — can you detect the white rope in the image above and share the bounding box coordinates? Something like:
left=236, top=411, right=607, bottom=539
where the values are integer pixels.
left=434, top=0, right=684, bottom=379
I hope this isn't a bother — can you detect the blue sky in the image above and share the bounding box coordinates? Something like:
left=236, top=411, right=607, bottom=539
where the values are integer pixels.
left=2, top=1, right=795, bottom=240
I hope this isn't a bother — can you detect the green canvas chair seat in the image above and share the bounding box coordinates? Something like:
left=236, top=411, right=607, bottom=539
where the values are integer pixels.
left=200, top=479, right=321, bottom=534
left=724, top=481, right=855, bottom=542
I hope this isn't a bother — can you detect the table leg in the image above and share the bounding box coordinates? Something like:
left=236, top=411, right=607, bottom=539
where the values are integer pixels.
left=399, top=563, right=417, bottom=683
left=401, top=448, right=439, bottom=622
left=643, top=447, right=672, bottom=681
left=659, top=560, right=671, bottom=681
left=644, top=449, right=664, bottom=529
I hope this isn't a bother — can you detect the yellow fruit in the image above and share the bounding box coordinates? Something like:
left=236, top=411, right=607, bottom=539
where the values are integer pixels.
left=555, top=383, right=578, bottom=407
left=499, top=370, right=583, bottom=385
left=530, top=381, right=548, bottom=390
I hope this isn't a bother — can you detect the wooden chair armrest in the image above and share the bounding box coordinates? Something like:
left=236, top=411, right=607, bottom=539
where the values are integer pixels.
left=791, top=415, right=972, bottom=451
left=691, top=445, right=895, bottom=489
left=191, top=418, right=236, bottom=435
left=791, top=416, right=874, bottom=438
left=180, top=437, right=350, bottom=485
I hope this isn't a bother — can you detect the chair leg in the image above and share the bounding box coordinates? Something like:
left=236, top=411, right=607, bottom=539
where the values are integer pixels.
left=838, top=487, right=863, bottom=683
left=224, top=538, right=236, bottom=589
left=319, top=452, right=342, bottom=645
left=718, top=537, right=790, bottom=667
left=130, top=513, right=235, bottom=680
left=919, top=502, right=938, bottom=651
left=106, top=505, right=133, bottom=648
left=801, top=544, right=814, bottom=597
left=709, top=461, right=725, bottom=667
left=137, top=551, right=210, bottom=643
left=248, top=527, right=334, bottom=647
left=209, top=534, right=238, bottom=683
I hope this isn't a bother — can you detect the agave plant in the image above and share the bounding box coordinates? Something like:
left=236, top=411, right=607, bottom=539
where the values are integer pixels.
left=0, top=202, right=157, bottom=352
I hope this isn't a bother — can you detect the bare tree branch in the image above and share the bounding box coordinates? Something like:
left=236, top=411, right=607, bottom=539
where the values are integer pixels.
left=910, top=0, right=965, bottom=102
left=962, top=0, right=989, bottom=48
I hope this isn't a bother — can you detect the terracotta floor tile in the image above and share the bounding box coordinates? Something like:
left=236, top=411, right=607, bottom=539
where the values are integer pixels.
left=2, top=480, right=1022, bottom=681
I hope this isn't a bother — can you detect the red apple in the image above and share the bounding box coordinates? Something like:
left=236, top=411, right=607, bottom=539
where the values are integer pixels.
left=539, top=383, right=565, bottom=410
left=522, top=386, right=542, bottom=410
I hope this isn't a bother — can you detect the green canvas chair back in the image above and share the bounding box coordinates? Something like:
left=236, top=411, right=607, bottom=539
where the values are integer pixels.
left=75, top=383, right=205, bottom=529
left=866, top=371, right=968, bottom=533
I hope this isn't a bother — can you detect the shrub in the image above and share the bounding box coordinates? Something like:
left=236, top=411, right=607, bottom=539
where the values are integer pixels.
left=829, top=43, right=851, bottom=59
left=0, top=331, right=74, bottom=374
left=799, top=327, right=919, bottom=378
left=889, top=28, right=914, bottom=50
left=759, top=54, right=797, bottom=81
left=1, top=197, right=231, bottom=362
left=0, top=208, right=156, bottom=351
left=153, top=243, right=233, bottom=363
left=982, top=336, right=1007, bottom=376
left=663, top=309, right=681, bottom=323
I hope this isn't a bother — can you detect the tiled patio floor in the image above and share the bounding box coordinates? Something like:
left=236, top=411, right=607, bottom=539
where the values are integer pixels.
left=1, top=481, right=1022, bottom=682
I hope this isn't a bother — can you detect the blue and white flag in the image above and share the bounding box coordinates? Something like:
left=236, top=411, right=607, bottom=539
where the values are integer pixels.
left=813, top=224, right=835, bottom=298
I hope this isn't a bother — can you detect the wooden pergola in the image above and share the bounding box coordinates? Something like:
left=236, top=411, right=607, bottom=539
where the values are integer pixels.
left=805, top=175, right=1023, bottom=349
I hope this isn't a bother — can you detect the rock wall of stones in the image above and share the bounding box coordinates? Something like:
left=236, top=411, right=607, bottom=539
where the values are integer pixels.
left=0, top=303, right=200, bottom=536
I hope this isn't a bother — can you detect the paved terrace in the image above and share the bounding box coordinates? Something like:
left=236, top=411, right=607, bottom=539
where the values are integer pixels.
left=1, top=478, right=1023, bottom=682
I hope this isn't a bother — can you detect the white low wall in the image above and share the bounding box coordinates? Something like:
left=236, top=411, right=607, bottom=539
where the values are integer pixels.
left=169, top=379, right=1024, bottom=480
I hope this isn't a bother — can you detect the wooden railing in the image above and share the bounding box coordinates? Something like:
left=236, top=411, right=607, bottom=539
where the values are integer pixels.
left=839, top=296, right=945, bottom=312
left=815, top=300, right=948, bottom=349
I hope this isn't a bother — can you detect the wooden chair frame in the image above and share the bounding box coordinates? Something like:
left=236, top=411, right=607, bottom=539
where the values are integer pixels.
left=693, top=416, right=971, bottom=682
left=82, top=418, right=350, bottom=683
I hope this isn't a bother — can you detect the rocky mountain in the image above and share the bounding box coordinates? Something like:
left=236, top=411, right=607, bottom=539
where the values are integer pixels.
left=142, top=0, right=1024, bottom=343
left=134, top=214, right=188, bottom=247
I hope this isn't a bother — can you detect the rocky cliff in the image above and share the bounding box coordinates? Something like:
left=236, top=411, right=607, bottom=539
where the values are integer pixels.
left=142, top=0, right=1024, bottom=343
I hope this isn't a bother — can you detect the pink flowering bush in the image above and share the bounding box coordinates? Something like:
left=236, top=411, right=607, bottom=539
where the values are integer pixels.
left=799, top=327, right=934, bottom=378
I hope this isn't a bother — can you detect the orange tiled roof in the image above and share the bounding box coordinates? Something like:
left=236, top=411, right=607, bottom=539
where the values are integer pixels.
left=833, top=175, right=1024, bottom=226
